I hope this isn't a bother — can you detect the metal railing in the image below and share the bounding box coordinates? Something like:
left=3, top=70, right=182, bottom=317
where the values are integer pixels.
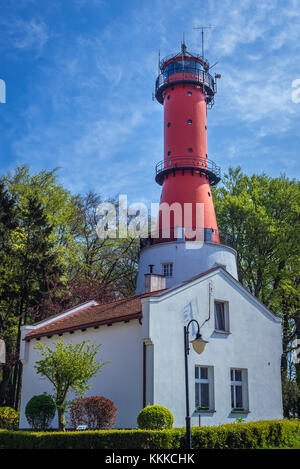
left=139, top=228, right=234, bottom=249
left=155, top=156, right=221, bottom=186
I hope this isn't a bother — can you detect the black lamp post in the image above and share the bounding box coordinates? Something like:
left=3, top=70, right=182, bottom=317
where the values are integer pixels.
left=184, top=319, right=208, bottom=449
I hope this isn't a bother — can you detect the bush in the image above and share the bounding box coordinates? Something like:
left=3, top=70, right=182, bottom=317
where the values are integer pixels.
left=137, top=405, right=174, bottom=430
left=0, top=420, right=299, bottom=449
left=190, top=419, right=300, bottom=449
left=70, top=396, right=117, bottom=429
left=25, top=394, right=56, bottom=431
left=0, top=407, right=19, bottom=430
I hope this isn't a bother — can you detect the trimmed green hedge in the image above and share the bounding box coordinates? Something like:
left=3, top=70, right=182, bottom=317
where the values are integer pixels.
left=0, top=420, right=299, bottom=449
left=191, top=420, right=300, bottom=449
left=0, top=428, right=183, bottom=449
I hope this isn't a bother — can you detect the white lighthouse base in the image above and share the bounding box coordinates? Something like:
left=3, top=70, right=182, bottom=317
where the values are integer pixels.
left=136, top=241, right=238, bottom=294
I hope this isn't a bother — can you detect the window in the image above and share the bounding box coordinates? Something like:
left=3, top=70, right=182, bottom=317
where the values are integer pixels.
left=188, top=148, right=193, bottom=153
left=162, top=263, right=173, bottom=277
left=195, top=366, right=214, bottom=411
left=163, top=60, right=203, bottom=79
left=167, top=95, right=171, bottom=100
left=230, top=369, right=248, bottom=411
left=214, top=301, right=229, bottom=332
left=167, top=122, right=171, bottom=127
left=187, top=119, right=192, bottom=124
left=187, top=91, right=192, bottom=96
left=167, top=151, right=171, bottom=156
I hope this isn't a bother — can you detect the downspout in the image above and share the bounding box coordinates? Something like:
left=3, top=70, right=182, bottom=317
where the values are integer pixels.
left=143, top=342, right=146, bottom=408
left=201, top=281, right=213, bottom=328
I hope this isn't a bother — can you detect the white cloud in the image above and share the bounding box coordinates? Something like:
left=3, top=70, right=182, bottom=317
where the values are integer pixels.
left=5, top=0, right=300, bottom=198
left=0, top=17, right=49, bottom=54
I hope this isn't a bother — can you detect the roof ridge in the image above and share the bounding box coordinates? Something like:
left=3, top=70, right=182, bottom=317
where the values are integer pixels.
left=31, top=300, right=99, bottom=327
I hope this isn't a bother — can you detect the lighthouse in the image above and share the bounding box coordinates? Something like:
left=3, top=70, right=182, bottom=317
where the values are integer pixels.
left=19, top=41, right=284, bottom=431
left=136, top=43, right=238, bottom=293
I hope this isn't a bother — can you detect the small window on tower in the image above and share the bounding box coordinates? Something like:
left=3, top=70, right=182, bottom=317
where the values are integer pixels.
left=167, top=122, right=171, bottom=127
left=167, top=95, right=171, bottom=100
left=162, top=263, right=173, bottom=277
left=168, top=151, right=171, bottom=156
left=188, top=148, right=193, bottom=153
left=187, top=119, right=192, bottom=124
left=187, top=91, right=192, bottom=96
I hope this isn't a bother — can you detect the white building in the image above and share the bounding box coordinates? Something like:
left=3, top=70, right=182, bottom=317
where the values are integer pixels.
left=18, top=42, right=283, bottom=428
left=19, top=260, right=283, bottom=429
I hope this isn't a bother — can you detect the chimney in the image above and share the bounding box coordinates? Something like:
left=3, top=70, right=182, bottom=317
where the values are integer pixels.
left=144, top=265, right=166, bottom=293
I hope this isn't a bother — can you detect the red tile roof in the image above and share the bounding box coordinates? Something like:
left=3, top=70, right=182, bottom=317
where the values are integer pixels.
left=24, top=266, right=230, bottom=341
left=24, top=290, right=164, bottom=341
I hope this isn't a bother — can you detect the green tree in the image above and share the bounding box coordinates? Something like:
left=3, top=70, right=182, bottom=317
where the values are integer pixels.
left=70, top=191, right=139, bottom=297
left=34, top=339, right=107, bottom=430
left=0, top=179, right=18, bottom=404
left=5, top=165, right=79, bottom=276
left=9, top=195, right=63, bottom=409
left=0, top=166, right=79, bottom=408
left=0, top=179, right=17, bottom=333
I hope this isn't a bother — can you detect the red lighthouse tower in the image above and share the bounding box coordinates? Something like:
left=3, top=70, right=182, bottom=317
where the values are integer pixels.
left=136, top=42, right=237, bottom=294
left=155, top=42, right=221, bottom=243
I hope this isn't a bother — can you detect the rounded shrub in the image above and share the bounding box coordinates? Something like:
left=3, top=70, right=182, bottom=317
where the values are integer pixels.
left=137, top=405, right=174, bottom=430
left=25, top=394, right=56, bottom=430
left=70, top=396, right=117, bottom=429
left=0, top=406, right=19, bottom=430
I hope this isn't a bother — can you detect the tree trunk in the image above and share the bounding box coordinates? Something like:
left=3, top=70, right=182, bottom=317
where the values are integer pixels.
left=14, top=362, right=23, bottom=411
left=0, top=364, right=12, bottom=406
left=56, top=403, right=65, bottom=431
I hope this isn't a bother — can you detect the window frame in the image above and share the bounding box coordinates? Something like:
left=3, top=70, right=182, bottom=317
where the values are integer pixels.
left=214, top=300, right=230, bottom=333
left=230, top=368, right=249, bottom=412
left=162, top=262, right=173, bottom=277
left=194, top=365, right=215, bottom=412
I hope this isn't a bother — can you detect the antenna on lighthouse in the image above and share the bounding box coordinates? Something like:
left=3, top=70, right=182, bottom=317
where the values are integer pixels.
left=193, top=25, right=214, bottom=59
left=158, top=49, right=160, bottom=73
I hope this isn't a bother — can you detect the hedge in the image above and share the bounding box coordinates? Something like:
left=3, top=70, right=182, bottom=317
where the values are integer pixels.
left=0, top=420, right=299, bottom=449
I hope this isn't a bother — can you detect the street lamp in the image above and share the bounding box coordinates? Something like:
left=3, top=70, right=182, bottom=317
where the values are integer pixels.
left=184, top=319, right=208, bottom=449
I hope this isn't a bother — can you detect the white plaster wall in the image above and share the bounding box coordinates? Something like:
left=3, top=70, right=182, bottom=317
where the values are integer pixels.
left=136, top=241, right=238, bottom=294
left=19, top=320, right=143, bottom=429
left=142, top=269, right=283, bottom=427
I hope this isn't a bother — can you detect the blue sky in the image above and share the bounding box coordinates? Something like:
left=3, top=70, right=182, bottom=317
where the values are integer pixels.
left=0, top=0, right=299, bottom=206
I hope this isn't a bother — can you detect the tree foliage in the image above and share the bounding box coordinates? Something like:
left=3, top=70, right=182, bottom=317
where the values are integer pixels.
left=34, top=339, right=107, bottom=430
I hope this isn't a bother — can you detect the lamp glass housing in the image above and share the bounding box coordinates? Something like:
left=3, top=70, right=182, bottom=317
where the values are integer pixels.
left=191, top=336, right=208, bottom=355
